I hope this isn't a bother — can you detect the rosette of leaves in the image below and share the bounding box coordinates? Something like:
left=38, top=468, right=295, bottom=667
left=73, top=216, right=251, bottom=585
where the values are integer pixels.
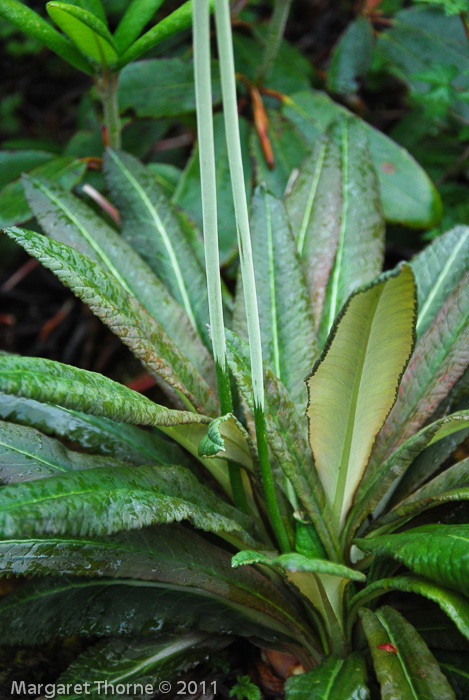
left=0, top=115, right=468, bottom=697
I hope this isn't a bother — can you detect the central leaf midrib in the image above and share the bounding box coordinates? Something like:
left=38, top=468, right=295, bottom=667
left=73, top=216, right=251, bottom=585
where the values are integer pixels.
left=377, top=612, right=420, bottom=700
left=108, top=151, right=197, bottom=330
left=0, top=437, right=68, bottom=473
left=264, top=191, right=281, bottom=379
left=297, top=139, right=327, bottom=257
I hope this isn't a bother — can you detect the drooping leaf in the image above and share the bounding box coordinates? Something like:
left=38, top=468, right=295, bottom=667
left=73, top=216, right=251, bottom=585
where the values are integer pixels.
left=55, top=634, right=229, bottom=700
left=114, top=0, right=166, bottom=53
left=232, top=551, right=365, bottom=582
left=0, top=394, right=192, bottom=468
left=355, top=524, right=469, bottom=595
left=0, top=576, right=294, bottom=645
left=198, top=413, right=255, bottom=472
left=284, top=90, right=442, bottom=228
left=173, top=113, right=251, bottom=265
left=284, top=653, right=369, bottom=700
left=0, top=525, right=310, bottom=641
left=234, top=188, right=317, bottom=412
left=317, top=118, right=384, bottom=345
left=0, top=419, right=128, bottom=484
left=4, top=227, right=217, bottom=415
left=411, top=226, right=469, bottom=339
left=115, top=1, right=194, bottom=70
left=118, top=58, right=221, bottom=118
left=369, top=272, right=468, bottom=467
left=250, top=110, right=308, bottom=198
left=350, top=575, right=469, bottom=641
left=0, top=0, right=93, bottom=73
left=284, top=134, right=342, bottom=334
left=361, top=606, right=456, bottom=699
left=46, top=1, right=118, bottom=65
left=0, top=464, right=256, bottom=543
left=327, top=17, right=374, bottom=95
left=103, top=149, right=210, bottom=343
left=346, top=411, right=469, bottom=541
left=22, top=176, right=216, bottom=389
left=225, top=330, right=339, bottom=561
left=0, top=157, right=86, bottom=227
left=307, top=266, right=416, bottom=530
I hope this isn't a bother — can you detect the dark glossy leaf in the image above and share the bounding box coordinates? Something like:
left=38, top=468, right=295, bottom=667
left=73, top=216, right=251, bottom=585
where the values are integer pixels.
left=0, top=157, right=86, bottom=227
left=56, top=634, right=229, bottom=699
left=327, top=17, right=374, bottom=95
left=173, top=113, right=251, bottom=265
left=118, top=58, right=221, bottom=118
left=250, top=110, right=307, bottom=198
left=355, top=524, right=469, bottom=595
left=411, top=227, right=469, bottom=339
left=225, top=330, right=339, bottom=561
left=4, top=227, right=217, bottom=415
left=234, top=188, right=317, bottom=412
left=0, top=0, right=93, bottom=73
left=103, top=150, right=210, bottom=344
left=0, top=525, right=310, bottom=641
left=369, top=272, right=468, bottom=467
left=0, top=419, right=127, bottom=484
left=115, top=1, right=194, bottom=70
left=0, top=394, right=191, bottom=468
left=285, top=653, right=369, bottom=700
left=114, top=0, right=165, bottom=53
left=436, top=651, right=469, bottom=699
left=361, top=606, right=455, bottom=699
left=0, top=464, right=256, bottom=542
left=46, top=1, right=118, bottom=65
left=284, top=90, right=442, bottom=228
left=406, top=608, right=469, bottom=652
left=22, top=176, right=216, bottom=389
left=307, top=266, right=416, bottom=530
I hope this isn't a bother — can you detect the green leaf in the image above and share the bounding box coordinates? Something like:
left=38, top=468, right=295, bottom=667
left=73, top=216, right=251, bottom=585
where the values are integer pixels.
left=56, top=634, right=229, bottom=700
left=0, top=394, right=191, bottom=468
left=361, top=606, right=456, bottom=699
left=355, top=524, right=469, bottom=595
left=22, top=175, right=216, bottom=389
left=317, top=118, right=384, bottom=345
left=114, top=0, right=165, bottom=53
left=306, top=266, right=416, bottom=529
left=327, top=17, right=374, bottom=95
left=232, top=551, right=365, bottom=582
left=350, top=575, right=469, bottom=642
left=198, top=413, right=255, bottom=472
left=0, top=149, right=55, bottom=188
left=0, top=0, right=94, bottom=73
left=411, top=226, right=469, bottom=339
left=234, top=188, right=317, bottom=412
left=0, top=464, right=256, bottom=542
left=0, top=576, right=293, bottom=645
left=103, top=149, right=210, bottom=343
left=0, top=419, right=128, bottom=484
left=230, top=675, right=261, bottom=700
left=0, top=353, right=209, bottom=431
left=46, top=2, right=118, bottom=66
left=173, top=113, right=251, bottom=265
left=4, top=227, right=217, bottom=415
left=0, top=525, right=309, bottom=641
left=284, top=134, right=341, bottom=335
left=285, top=653, right=369, bottom=700
left=225, top=330, right=339, bottom=561
left=284, top=90, right=442, bottom=228
left=118, top=58, right=221, bottom=118
left=115, top=1, right=194, bottom=69
left=250, top=111, right=308, bottom=198
left=435, top=651, right=469, bottom=699
left=0, top=157, right=86, bottom=227
left=407, top=608, right=469, bottom=651
left=369, top=272, right=468, bottom=467
left=375, top=457, right=469, bottom=529
left=347, top=411, right=469, bottom=540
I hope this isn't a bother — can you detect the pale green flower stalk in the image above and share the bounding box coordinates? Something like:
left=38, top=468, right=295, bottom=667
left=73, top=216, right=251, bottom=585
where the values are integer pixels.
left=192, top=0, right=246, bottom=511
left=214, top=0, right=290, bottom=553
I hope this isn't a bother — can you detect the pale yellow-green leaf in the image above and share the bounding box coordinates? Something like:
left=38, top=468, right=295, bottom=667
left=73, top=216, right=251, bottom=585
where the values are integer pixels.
left=307, top=265, right=416, bottom=529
